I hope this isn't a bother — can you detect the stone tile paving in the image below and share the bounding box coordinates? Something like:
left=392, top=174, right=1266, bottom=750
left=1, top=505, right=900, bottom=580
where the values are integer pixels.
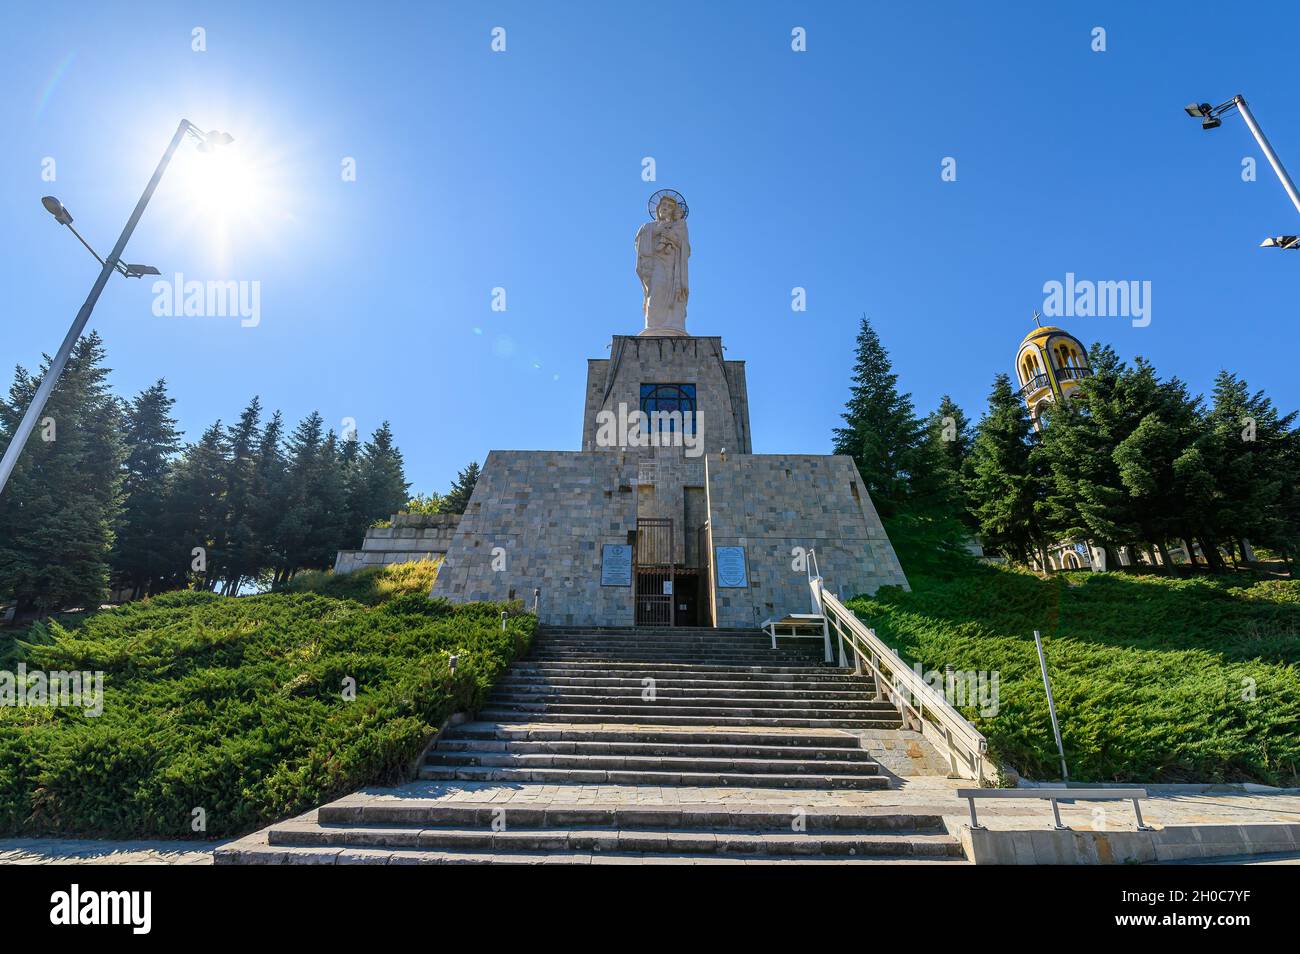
left=0, top=838, right=223, bottom=865
left=325, top=776, right=1300, bottom=831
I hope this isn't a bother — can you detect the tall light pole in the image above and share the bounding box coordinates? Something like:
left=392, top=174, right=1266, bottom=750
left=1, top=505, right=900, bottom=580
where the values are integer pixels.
left=0, top=119, right=233, bottom=498
left=1186, top=95, right=1300, bottom=249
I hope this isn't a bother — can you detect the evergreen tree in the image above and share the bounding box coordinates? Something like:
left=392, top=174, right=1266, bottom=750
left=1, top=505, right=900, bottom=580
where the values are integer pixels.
left=919, top=394, right=972, bottom=523
left=274, top=411, right=329, bottom=582
left=831, top=315, right=927, bottom=516
left=1109, top=364, right=1209, bottom=569
left=113, top=379, right=181, bottom=598
left=305, top=429, right=348, bottom=569
left=1205, top=370, right=1299, bottom=564
left=167, top=422, right=229, bottom=590
left=1036, top=345, right=1145, bottom=566
left=349, top=421, right=408, bottom=533
left=339, top=430, right=366, bottom=546
left=218, top=397, right=263, bottom=594
left=0, top=332, right=125, bottom=614
left=442, top=460, right=481, bottom=515
left=249, top=410, right=288, bottom=585
left=964, top=374, right=1048, bottom=564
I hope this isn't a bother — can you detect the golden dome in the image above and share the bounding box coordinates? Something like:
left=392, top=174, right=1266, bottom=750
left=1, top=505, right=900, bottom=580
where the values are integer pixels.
left=1020, top=325, right=1065, bottom=345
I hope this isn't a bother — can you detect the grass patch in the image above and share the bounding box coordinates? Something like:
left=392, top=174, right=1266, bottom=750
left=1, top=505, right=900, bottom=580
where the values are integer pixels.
left=847, top=560, right=1300, bottom=785
left=0, top=563, right=532, bottom=839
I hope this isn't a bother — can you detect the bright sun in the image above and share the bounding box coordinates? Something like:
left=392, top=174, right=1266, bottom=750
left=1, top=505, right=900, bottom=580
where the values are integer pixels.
left=161, top=128, right=288, bottom=267
left=176, top=140, right=264, bottom=218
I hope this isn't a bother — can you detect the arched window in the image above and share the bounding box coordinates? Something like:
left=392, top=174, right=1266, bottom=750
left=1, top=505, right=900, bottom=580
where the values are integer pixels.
left=640, top=383, right=697, bottom=434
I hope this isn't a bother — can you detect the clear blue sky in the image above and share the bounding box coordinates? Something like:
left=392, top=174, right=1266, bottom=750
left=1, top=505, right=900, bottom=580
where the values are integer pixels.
left=3, top=1, right=1297, bottom=494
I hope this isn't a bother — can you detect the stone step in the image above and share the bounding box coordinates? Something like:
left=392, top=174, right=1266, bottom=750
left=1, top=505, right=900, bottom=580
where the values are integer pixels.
left=264, top=823, right=959, bottom=857
left=534, top=648, right=808, bottom=658
left=532, top=646, right=818, bottom=655
left=493, top=682, right=878, bottom=701
left=514, top=661, right=851, bottom=677
left=522, top=660, right=826, bottom=670
left=432, top=738, right=876, bottom=760
left=443, top=722, right=864, bottom=748
left=416, top=765, right=892, bottom=789
left=424, top=751, right=882, bottom=775
left=532, top=642, right=818, bottom=651
left=535, top=631, right=759, bottom=639
left=477, top=709, right=901, bottom=729
left=317, top=801, right=942, bottom=832
left=503, top=671, right=869, bottom=687
left=485, top=694, right=898, bottom=713
left=217, top=843, right=964, bottom=865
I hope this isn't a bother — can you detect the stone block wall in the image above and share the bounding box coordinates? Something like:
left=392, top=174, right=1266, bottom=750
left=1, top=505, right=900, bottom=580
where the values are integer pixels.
left=333, top=512, right=461, bottom=574
left=582, top=335, right=751, bottom=455
left=704, top=454, right=909, bottom=628
left=429, top=450, right=639, bottom=626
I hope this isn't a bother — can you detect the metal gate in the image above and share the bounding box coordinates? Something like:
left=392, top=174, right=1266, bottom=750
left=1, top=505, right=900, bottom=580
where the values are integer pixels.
left=635, top=518, right=674, bottom=626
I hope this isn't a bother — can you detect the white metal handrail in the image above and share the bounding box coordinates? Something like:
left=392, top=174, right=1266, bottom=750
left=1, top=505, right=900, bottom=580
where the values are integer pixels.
left=811, top=575, right=990, bottom=784
left=956, top=787, right=1152, bottom=831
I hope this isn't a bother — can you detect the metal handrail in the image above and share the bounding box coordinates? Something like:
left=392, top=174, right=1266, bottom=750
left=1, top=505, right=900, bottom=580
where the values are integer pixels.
left=956, top=787, right=1152, bottom=832
left=1018, top=372, right=1051, bottom=397
left=811, top=576, right=990, bottom=784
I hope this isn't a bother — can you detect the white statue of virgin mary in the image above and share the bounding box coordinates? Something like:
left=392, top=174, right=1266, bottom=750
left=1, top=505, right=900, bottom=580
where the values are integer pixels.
left=635, top=191, right=690, bottom=336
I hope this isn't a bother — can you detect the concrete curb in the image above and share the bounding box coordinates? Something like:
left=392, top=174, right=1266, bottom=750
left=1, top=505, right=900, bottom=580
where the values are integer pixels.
left=954, top=821, right=1300, bottom=864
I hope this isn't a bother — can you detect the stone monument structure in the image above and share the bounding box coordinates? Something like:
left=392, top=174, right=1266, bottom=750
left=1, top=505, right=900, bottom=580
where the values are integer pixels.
left=430, top=193, right=907, bottom=627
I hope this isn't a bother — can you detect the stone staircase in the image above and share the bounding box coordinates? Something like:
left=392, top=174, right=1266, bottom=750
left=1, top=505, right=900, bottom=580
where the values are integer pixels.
left=422, top=627, right=902, bottom=788
left=215, top=626, right=966, bottom=864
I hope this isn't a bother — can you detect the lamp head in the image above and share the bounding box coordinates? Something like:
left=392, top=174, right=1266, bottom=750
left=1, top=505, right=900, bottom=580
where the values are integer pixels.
left=1185, top=102, right=1212, bottom=118
left=1260, top=235, right=1300, bottom=250
left=41, top=195, right=73, bottom=225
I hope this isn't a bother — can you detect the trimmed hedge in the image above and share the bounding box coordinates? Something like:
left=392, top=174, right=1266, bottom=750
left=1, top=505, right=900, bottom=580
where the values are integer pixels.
left=847, top=562, right=1300, bottom=785
left=0, top=564, right=532, bottom=838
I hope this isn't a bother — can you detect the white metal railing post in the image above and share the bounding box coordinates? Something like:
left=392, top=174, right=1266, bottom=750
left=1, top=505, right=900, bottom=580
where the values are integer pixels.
left=1034, top=629, right=1070, bottom=782
left=806, top=547, right=832, bottom=663
left=817, top=588, right=989, bottom=783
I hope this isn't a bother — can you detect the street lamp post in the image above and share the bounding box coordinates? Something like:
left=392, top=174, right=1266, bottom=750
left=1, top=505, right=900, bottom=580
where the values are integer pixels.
left=0, top=119, right=232, bottom=498
left=1186, top=95, right=1300, bottom=249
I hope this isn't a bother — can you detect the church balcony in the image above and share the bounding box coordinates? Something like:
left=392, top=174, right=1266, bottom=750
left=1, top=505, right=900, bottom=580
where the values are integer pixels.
left=1018, top=373, right=1051, bottom=398
left=1054, top=365, right=1093, bottom=382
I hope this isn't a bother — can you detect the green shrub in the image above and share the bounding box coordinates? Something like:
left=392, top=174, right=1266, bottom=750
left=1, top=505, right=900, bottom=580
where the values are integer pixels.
left=847, top=562, right=1300, bottom=785
left=0, top=562, right=532, bottom=839
left=281, top=561, right=441, bottom=605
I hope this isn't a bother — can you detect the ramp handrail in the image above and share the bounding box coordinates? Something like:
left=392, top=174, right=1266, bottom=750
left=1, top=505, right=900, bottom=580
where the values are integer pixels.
left=956, top=787, right=1152, bottom=831
left=808, top=561, right=989, bottom=784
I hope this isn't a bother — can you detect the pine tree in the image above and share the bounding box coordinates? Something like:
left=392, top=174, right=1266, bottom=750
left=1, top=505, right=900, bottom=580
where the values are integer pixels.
left=964, top=374, right=1048, bottom=564
left=0, top=332, right=125, bottom=614
left=167, top=421, right=229, bottom=590
left=250, top=410, right=288, bottom=585
left=1036, top=345, right=1143, bottom=565
left=305, top=429, right=348, bottom=569
left=274, top=411, right=328, bottom=582
left=113, top=379, right=181, bottom=598
left=1205, top=370, right=1299, bottom=564
left=351, top=421, right=408, bottom=532
left=919, top=394, right=972, bottom=523
left=219, top=397, right=263, bottom=594
left=442, top=460, right=481, bottom=515
left=831, top=315, right=927, bottom=516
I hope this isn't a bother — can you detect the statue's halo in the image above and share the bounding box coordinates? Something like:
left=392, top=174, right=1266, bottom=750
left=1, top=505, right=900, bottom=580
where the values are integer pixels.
left=648, top=189, right=689, bottom=220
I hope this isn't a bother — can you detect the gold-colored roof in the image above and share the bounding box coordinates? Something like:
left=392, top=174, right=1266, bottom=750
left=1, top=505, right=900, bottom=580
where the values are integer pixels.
left=1020, top=324, right=1082, bottom=346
